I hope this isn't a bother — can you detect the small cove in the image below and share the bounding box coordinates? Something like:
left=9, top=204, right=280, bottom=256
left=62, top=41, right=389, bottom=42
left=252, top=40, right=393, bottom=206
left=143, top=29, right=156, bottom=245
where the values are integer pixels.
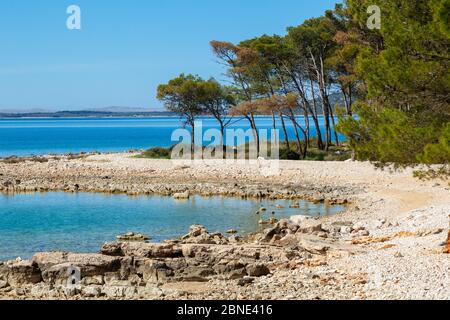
left=0, top=192, right=345, bottom=261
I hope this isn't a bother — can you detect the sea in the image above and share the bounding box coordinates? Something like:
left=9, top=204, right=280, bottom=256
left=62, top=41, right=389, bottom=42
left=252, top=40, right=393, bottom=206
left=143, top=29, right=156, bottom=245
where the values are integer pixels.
left=0, top=193, right=344, bottom=261
left=0, top=116, right=345, bottom=261
left=0, top=116, right=344, bottom=157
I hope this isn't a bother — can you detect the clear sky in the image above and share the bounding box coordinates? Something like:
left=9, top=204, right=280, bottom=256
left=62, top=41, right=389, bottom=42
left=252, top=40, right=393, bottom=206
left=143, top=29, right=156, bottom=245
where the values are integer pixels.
left=0, top=0, right=339, bottom=111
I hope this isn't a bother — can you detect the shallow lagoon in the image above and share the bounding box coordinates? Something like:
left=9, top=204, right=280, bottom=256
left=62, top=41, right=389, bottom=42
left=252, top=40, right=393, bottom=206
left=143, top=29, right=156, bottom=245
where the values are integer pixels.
left=0, top=192, right=345, bottom=261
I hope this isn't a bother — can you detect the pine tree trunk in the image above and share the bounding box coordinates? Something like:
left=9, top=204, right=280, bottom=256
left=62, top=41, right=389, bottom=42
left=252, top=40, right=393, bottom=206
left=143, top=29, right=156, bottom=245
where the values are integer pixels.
left=250, top=114, right=260, bottom=157
left=309, top=78, right=324, bottom=150
left=279, top=112, right=290, bottom=151
left=329, top=102, right=340, bottom=146
left=191, top=123, right=195, bottom=159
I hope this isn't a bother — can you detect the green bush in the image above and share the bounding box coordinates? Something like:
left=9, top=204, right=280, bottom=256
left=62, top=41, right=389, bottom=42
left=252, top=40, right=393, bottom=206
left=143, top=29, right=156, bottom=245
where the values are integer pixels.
left=140, top=147, right=171, bottom=159
left=338, top=104, right=450, bottom=170
left=138, top=142, right=351, bottom=162
left=279, top=149, right=301, bottom=160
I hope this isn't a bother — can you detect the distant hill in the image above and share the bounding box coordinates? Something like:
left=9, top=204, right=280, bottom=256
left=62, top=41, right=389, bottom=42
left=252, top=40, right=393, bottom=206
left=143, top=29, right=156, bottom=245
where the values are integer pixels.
left=0, top=110, right=176, bottom=118
left=0, top=93, right=350, bottom=118
left=312, top=92, right=349, bottom=113
left=85, top=107, right=159, bottom=113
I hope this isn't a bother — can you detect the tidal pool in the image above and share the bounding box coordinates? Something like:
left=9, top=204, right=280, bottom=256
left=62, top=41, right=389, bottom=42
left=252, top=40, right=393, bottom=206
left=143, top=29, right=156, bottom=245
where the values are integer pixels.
left=0, top=192, right=345, bottom=261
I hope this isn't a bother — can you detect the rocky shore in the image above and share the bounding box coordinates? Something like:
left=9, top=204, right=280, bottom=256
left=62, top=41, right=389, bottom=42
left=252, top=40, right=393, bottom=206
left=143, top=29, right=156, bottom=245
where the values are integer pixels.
left=0, top=153, right=449, bottom=300
left=0, top=220, right=373, bottom=300
left=0, top=153, right=357, bottom=203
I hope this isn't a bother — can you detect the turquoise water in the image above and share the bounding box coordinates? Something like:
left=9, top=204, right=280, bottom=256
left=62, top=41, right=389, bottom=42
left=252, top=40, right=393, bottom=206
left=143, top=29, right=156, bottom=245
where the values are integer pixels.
left=0, top=117, right=344, bottom=157
left=0, top=192, right=344, bottom=261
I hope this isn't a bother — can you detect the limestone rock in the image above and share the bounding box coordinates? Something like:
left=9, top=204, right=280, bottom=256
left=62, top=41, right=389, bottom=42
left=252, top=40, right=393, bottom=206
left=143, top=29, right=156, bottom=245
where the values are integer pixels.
left=237, top=277, right=255, bottom=286
left=2, top=260, right=42, bottom=287
left=102, top=286, right=137, bottom=299
left=30, top=283, right=52, bottom=298
left=101, top=242, right=182, bottom=259
left=178, top=266, right=214, bottom=282
left=261, top=219, right=300, bottom=242
left=340, top=226, right=353, bottom=234
left=63, top=285, right=81, bottom=297
left=290, top=215, right=311, bottom=225
left=353, top=219, right=386, bottom=231
left=262, top=227, right=279, bottom=242
left=297, top=219, right=323, bottom=234
left=143, top=261, right=174, bottom=284
left=81, top=275, right=104, bottom=286
left=277, top=234, right=299, bottom=246
left=186, top=225, right=206, bottom=237
left=298, top=235, right=331, bottom=254
left=352, top=230, right=370, bottom=238
left=116, top=232, right=150, bottom=242
left=246, top=264, right=270, bottom=277
left=81, top=285, right=102, bottom=298
left=32, top=252, right=121, bottom=284
left=173, top=191, right=190, bottom=199
left=180, top=225, right=228, bottom=245
left=0, top=280, right=8, bottom=289
left=228, top=235, right=243, bottom=243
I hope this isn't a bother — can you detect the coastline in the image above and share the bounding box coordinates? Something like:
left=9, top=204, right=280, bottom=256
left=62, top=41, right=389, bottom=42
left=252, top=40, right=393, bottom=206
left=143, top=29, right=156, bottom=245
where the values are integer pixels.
left=0, top=153, right=449, bottom=300
left=0, top=152, right=358, bottom=202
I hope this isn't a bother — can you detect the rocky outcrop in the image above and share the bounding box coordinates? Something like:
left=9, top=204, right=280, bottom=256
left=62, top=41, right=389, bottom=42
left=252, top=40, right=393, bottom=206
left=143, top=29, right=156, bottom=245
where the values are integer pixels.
left=32, top=253, right=122, bottom=285
left=246, top=263, right=270, bottom=277
left=0, top=260, right=42, bottom=287
left=101, top=242, right=182, bottom=259
left=296, top=219, right=323, bottom=234
left=173, top=191, right=190, bottom=199
left=116, top=232, right=150, bottom=242
left=180, top=225, right=230, bottom=245
left=0, top=221, right=362, bottom=300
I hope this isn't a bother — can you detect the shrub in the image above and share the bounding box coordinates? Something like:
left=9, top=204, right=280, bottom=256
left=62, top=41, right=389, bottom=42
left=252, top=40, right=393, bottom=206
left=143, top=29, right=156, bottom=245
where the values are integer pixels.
left=141, top=147, right=171, bottom=159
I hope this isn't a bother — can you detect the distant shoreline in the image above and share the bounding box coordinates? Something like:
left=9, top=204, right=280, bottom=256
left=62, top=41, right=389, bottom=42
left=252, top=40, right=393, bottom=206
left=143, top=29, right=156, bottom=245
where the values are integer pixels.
left=0, top=116, right=180, bottom=120
left=0, top=114, right=332, bottom=120
left=0, top=111, right=178, bottom=119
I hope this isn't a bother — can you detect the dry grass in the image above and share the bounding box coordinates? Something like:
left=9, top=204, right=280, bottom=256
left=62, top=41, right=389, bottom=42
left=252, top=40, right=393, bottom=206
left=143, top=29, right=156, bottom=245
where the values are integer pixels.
left=445, top=230, right=450, bottom=254
left=1, top=156, right=49, bottom=164
left=352, top=231, right=418, bottom=245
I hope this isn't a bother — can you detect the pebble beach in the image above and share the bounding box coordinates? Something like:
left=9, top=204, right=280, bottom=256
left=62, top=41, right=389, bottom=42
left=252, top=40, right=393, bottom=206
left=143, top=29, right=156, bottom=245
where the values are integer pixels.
left=0, top=153, right=449, bottom=300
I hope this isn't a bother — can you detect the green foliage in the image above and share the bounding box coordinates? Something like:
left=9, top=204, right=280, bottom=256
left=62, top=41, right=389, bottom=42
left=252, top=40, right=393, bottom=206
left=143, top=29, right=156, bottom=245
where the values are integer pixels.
left=419, top=123, right=450, bottom=164
left=337, top=0, right=450, bottom=176
left=302, top=143, right=352, bottom=161
left=157, top=74, right=204, bottom=126
left=350, top=0, right=449, bottom=110
left=155, top=0, right=449, bottom=176
left=432, top=0, right=450, bottom=37
left=279, top=148, right=301, bottom=161
left=138, top=143, right=351, bottom=162
left=139, top=147, right=171, bottom=159
left=197, top=78, right=235, bottom=129
left=338, top=103, right=443, bottom=166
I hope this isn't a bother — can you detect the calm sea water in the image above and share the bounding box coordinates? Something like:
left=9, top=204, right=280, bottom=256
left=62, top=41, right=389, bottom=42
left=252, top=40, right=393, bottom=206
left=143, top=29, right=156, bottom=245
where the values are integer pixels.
left=0, top=117, right=344, bottom=157
left=0, top=192, right=344, bottom=261
left=0, top=117, right=346, bottom=261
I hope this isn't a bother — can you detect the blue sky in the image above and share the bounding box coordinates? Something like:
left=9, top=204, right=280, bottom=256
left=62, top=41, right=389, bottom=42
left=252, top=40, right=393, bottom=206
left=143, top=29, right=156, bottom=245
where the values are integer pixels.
left=0, top=0, right=339, bottom=111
